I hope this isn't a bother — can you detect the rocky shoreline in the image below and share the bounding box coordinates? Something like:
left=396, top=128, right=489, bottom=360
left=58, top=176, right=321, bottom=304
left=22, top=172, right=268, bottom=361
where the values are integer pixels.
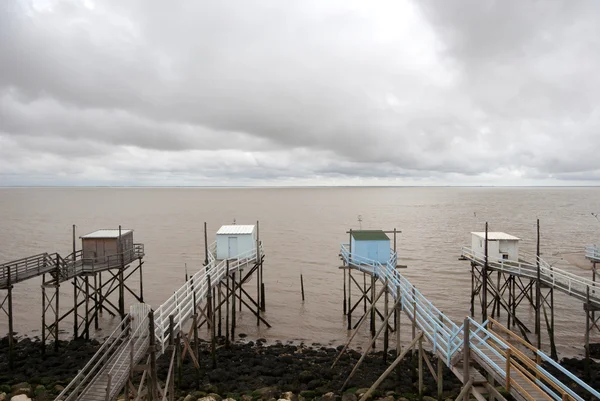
left=0, top=335, right=598, bottom=401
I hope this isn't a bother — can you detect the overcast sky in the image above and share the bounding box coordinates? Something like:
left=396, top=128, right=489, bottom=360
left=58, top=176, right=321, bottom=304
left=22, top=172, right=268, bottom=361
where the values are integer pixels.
left=1, top=0, right=600, bottom=186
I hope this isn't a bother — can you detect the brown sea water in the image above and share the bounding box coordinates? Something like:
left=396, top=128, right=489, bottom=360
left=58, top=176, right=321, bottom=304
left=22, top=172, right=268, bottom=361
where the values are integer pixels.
left=0, top=187, right=598, bottom=358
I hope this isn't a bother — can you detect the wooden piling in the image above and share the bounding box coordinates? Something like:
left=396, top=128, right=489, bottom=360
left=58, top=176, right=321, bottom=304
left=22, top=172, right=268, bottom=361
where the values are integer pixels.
left=370, top=274, right=376, bottom=341
left=343, top=267, right=347, bottom=314
left=226, top=267, right=230, bottom=346
left=218, top=281, right=222, bottom=338
left=483, top=222, right=488, bottom=322
left=463, top=317, right=470, bottom=382
left=437, top=355, right=443, bottom=400
left=418, top=335, right=423, bottom=400
left=536, top=218, right=541, bottom=350
left=347, top=267, right=352, bottom=329
left=148, top=310, right=159, bottom=401
left=395, top=284, right=402, bottom=383
left=301, top=274, right=305, bottom=301
left=207, top=275, right=216, bottom=369
left=384, top=278, right=389, bottom=363
left=231, top=271, right=236, bottom=341
left=204, top=222, right=209, bottom=268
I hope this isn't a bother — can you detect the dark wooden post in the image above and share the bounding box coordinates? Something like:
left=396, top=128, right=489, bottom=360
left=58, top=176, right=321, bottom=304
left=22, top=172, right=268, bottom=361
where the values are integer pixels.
left=148, top=310, right=159, bottom=401
left=370, top=275, right=376, bottom=341
left=225, top=262, right=230, bottom=346
left=535, top=219, right=541, bottom=350
left=463, top=317, right=470, bottom=382
left=54, top=254, right=60, bottom=352
left=483, top=223, right=489, bottom=322
left=231, top=271, right=236, bottom=341
left=343, top=267, right=347, bottom=314
left=383, top=278, right=389, bottom=363
left=301, top=274, right=305, bottom=301
left=118, top=225, right=125, bottom=319
left=7, top=266, right=14, bottom=369
left=208, top=275, right=216, bottom=368
left=204, top=222, right=209, bottom=268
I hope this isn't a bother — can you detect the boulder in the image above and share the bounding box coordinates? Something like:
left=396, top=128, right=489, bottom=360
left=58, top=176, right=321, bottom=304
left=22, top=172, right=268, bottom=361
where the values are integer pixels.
left=0, top=392, right=6, bottom=401
left=241, top=395, right=253, bottom=401
left=354, top=389, right=370, bottom=398
left=183, top=395, right=196, bottom=401
left=53, top=385, right=64, bottom=393
left=208, top=393, right=222, bottom=401
left=198, top=397, right=217, bottom=401
left=10, top=395, right=32, bottom=401
left=319, top=392, right=336, bottom=401
left=422, top=397, right=437, bottom=401
left=341, top=394, right=356, bottom=401
left=280, top=392, right=297, bottom=401
left=10, top=383, right=31, bottom=397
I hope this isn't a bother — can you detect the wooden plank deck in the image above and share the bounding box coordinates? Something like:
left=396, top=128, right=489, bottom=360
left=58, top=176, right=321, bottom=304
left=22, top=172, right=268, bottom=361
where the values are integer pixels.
left=77, top=340, right=148, bottom=401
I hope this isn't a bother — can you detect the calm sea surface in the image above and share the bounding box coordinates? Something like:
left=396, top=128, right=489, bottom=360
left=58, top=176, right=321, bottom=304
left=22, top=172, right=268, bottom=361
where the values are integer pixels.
left=0, top=187, right=598, bottom=358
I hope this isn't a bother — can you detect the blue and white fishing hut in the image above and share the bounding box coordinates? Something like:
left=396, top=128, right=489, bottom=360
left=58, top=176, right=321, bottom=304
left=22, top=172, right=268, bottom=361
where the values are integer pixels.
left=350, top=230, right=391, bottom=264
left=216, top=224, right=257, bottom=260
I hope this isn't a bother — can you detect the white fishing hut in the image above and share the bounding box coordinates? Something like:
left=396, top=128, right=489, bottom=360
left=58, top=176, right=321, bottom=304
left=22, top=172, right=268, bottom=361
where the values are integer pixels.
left=216, top=225, right=257, bottom=260
left=81, top=229, right=134, bottom=262
left=350, top=230, right=391, bottom=264
left=471, top=232, right=520, bottom=262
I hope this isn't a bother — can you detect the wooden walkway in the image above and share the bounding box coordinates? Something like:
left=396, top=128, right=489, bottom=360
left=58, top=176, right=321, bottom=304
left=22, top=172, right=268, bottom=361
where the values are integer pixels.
left=0, top=246, right=144, bottom=289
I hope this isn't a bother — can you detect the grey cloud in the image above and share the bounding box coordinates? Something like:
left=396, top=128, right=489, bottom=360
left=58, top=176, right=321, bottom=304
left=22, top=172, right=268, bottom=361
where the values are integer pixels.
left=1, top=0, right=600, bottom=185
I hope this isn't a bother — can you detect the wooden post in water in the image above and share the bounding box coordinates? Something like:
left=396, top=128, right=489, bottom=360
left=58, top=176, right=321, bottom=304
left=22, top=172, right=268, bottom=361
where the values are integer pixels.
left=204, top=222, right=209, bottom=269
left=395, top=284, right=402, bottom=383
left=231, top=271, right=236, bottom=341
left=463, top=317, right=470, bottom=382
left=301, top=274, right=305, bottom=301
left=370, top=275, right=376, bottom=342
left=343, top=267, right=347, bottom=314
left=207, top=275, right=216, bottom=368
left=412, top=287, right=416, bottom=357
left=535, top=218, right=541, bottom=350
left=585, top=287, right=591, bottom=381
left=218, top=280, right=222, bottom=338
left=54, top=255, right=60, bottom=352
left=347, top=265, right=352, bottom=330
left=7, top=266, right=14, bottom=369
left=483, top=223, right=489, bottom=322
left=384, top=278, right=389, bottom=363
left=226, top=262, right=230, bottom=346
left=148, top=310, right=159, bottom=401
left=118, top=225, right=125, bottom=319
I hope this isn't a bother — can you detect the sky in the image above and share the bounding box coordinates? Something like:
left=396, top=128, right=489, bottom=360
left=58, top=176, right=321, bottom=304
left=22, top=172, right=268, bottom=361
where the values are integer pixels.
left=1, top=0, right=600, bottom=187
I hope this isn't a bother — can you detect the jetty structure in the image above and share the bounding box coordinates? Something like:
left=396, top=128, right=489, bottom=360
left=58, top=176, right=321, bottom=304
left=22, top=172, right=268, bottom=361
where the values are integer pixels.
left=0, top=226, right=145, bottom=368
left=53, top=221, right=267, bottom=401
left=460, top=221, right=599, bottom=375
left=336, top=228, right=599, bottom=401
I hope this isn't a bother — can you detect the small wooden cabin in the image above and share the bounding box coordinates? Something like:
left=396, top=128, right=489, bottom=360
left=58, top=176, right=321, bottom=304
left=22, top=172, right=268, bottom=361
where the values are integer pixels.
left=81, top=229, right=134, bottom=263
left=351, top=230, right=391, bottom=264
left=216, top=225, right=257, bottom=260
left=471, top=232, right=519, bottom=261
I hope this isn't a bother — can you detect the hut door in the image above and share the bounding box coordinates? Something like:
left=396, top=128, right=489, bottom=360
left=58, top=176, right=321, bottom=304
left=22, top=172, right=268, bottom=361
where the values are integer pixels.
left=367, top=242, right=378, bottom=261
left=228, top=237, right=238, bottom=258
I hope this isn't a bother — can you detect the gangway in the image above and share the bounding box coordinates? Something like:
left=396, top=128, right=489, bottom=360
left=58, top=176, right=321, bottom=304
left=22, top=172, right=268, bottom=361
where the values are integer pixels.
left=339, top=243, right=599, bottom=401
left=461, top=247, right=599, bottom=308
left=55, top=242, right=263, bottom=401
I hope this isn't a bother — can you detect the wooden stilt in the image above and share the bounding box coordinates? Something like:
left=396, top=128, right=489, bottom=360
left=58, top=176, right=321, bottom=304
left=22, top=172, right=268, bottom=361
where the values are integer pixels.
left=418, top=335, right=423, bottom=399
left=343, top=267, right=347, bottom=314
left=231, top=271, right=236, bottom=342
left=207, top=275, right=216, bottom=369
left=383, top=279, right=389, bottom=363
left=301, top=274, right=305, bottom=302
left=356, top=333, right=422, bottom=401
left=218, top=281, right=222, bottom=338
left=437, top=355, right=443, bottom=400
left=347, top=267, right=352, bottom=329
left=226, top=268, right=230, bottom=346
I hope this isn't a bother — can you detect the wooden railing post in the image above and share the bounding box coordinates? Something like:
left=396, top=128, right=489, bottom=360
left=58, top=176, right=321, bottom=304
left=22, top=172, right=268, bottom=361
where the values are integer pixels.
left=105, top=373, right=111, bottom=401
left=463, top=318, right=470, bottom=382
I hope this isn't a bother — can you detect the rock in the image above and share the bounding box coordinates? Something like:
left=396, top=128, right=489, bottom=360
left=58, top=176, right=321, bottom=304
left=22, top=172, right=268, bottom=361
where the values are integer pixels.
left=341, top=394, right=356, bottom=401
left=0, top=392, right=6, bottom=401
left=198, top=397, right=216, bottom=401
left=281, top=392, right=296, bottom=401
left=54, top=385, right=64, bottom=393
left=239, top=333, right=248, bottom=338
left=319, top=392, right=336, bottom=401
left=10, top=395, right=32, bottom=401
left=183, top=395, right=195, bottom=401
left=374, top=397, right=394, bottom=401
left=255, top=387, right=278, bottom=400
left=422, top=397, right=437, bottom=401
left=241, top=396, right=253, bottom=401
left=10, top=383, right=31, bottom=397
left=208, top=393, right=222, bottom=401
left=354, top=389, right=370, bottom=398
left=223, top=398, right=236, bottom=401
left=299, top=370, right=315, bottom=383
left=201, top=384, right=219, bottom=394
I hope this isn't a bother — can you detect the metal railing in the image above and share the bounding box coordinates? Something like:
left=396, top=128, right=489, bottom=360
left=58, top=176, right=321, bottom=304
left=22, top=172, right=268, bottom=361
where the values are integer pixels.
left=1, top=244, right=145, bottom=288
left=54, top=316, right=131, bottom=401
left=461, top=247, right=599, bottom=307
left=341, top=245, right=600, bottom=401
left=153, top=243, right=262, bottom=353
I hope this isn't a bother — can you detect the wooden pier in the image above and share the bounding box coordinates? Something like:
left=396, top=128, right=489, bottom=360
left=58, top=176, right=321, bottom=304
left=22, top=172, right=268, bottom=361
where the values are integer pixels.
left=0, top=226, right=145, bottom=369
left=336, top=226, right=599, bottom=401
